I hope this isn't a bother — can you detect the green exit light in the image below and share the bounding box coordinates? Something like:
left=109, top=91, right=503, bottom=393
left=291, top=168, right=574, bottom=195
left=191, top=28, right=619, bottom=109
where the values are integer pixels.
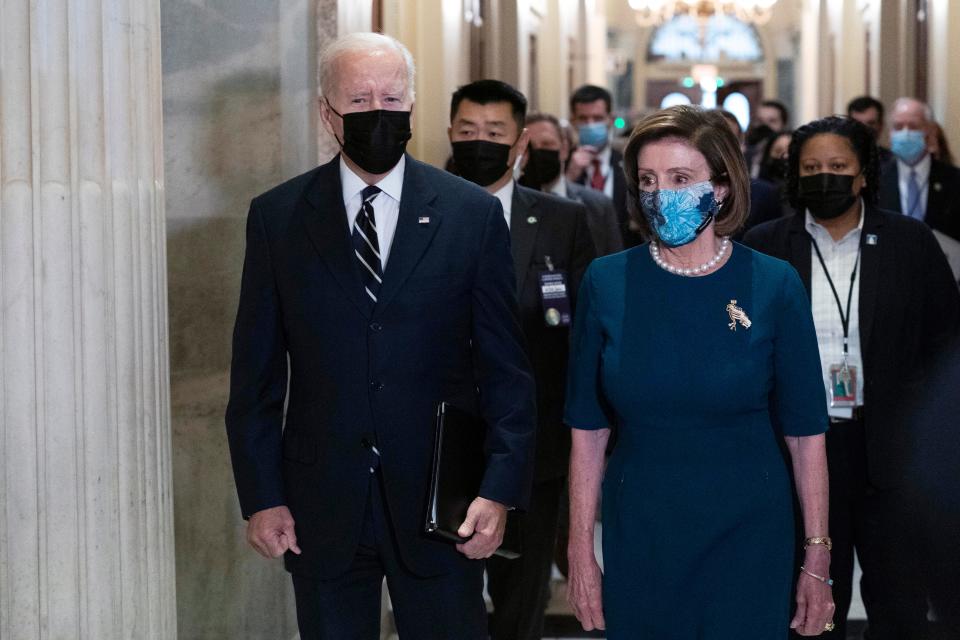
left=614, top=117, right=626, bottom=129
left=717, top=78, right=725, bottom=88
left=682, top=76, right=695, bottom=88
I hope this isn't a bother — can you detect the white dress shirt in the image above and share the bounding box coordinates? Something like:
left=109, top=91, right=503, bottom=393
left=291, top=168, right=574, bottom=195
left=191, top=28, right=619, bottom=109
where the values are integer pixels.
left=583, top=146, right=614, bottom=199
left=897, top=153, right=931, bottom=220
left=805, top=204, right=866, bottom=419
left=493, top=180, right=515, bottom=230
left=341, top=155, right=404, bottom=267
left=549, top=175, right=568, bottom=198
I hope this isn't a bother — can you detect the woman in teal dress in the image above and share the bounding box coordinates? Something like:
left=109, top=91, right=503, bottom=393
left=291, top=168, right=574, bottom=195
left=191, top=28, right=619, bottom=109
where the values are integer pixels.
left=564, top=106, right=835, bottom=639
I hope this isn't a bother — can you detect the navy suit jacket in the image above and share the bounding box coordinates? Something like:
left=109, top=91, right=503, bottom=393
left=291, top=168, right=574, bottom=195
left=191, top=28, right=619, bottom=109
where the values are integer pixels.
left=510, top=185, right=595, bottom=481
left=878, top=157, right=960, bottom=241
left=225, top=155, right=536, bottom=579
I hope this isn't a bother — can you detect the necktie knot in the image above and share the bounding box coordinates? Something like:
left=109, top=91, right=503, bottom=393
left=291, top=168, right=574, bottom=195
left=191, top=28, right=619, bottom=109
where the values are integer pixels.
left=362, top=185, right=381, bottom=204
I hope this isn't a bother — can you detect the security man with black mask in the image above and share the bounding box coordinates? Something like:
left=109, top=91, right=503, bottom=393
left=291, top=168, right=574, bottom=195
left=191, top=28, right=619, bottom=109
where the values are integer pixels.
left=521, top=112, right=623, bottom=257
left=448, top=79, right=596, bottom=640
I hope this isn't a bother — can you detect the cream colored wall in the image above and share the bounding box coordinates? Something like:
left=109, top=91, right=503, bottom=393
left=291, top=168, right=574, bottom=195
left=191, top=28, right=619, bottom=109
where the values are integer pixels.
left=927, top=0, right=960, bottom=157
left=381, top=0, right=470, bottom=167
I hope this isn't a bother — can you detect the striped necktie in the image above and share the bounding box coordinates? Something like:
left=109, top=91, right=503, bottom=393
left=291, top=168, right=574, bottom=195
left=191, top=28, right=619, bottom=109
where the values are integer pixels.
left=353, top=185, right=383, bottom=307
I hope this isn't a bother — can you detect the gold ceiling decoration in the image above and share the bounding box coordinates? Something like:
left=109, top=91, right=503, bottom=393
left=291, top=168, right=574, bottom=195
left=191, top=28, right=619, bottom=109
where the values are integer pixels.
left=628, top=0, right=780, bottom=26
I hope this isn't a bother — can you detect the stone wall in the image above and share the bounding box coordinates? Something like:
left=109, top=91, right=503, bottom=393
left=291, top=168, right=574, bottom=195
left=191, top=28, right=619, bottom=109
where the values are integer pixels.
left=161, top=1, right=328, bottom=637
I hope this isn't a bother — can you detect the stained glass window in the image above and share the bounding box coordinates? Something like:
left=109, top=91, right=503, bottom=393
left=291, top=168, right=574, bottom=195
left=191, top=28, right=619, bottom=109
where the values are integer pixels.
left=648, top=14, right=763, bottom=62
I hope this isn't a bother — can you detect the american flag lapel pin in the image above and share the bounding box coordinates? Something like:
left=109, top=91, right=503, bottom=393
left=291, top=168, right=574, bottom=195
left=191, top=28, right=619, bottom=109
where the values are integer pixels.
left=418, top=216, right=430, bottom=224
left=866, top=234, right=878, bottom=245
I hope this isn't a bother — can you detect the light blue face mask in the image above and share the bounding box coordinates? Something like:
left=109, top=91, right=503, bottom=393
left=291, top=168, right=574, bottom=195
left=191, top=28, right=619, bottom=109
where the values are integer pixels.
left=637, top=180, right=719, bottom=247
left=577, top=122, right=609, bottom=149
left=890, top=128, right=927, bottom=165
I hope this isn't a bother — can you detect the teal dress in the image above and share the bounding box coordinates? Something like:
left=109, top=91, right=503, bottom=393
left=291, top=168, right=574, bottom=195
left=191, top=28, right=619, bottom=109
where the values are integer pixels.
left=564, top=243, right=827, bottom=639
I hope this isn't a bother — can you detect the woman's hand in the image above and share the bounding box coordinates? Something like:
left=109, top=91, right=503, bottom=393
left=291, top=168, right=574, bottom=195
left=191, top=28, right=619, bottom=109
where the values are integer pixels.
left=567, top=543, right=605, bottom=631
left=791, top=548, right=836, bottom=635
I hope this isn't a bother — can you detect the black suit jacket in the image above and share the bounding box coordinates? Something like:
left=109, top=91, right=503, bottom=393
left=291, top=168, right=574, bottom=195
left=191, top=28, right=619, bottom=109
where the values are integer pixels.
left=878, top=157, right=960, bottom=241
left=510, top=185, right=596, bottom=481
left=574, top=147, right=641, bottom=248
left=738, top=178, right=785, bottom=236
left=225, top=155, right=536, bottom=579
left=565, top=180, right=624, bottom=256
left=743, top=206, right=959, bottom=488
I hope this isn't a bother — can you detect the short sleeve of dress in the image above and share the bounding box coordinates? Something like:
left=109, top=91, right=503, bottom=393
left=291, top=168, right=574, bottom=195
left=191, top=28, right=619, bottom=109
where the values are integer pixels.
left=564, top=262, right=614, bottom=430
left=773, top=264, right=829, bottom=437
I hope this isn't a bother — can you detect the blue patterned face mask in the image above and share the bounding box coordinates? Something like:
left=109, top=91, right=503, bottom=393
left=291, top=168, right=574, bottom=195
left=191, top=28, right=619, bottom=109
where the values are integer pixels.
left=637, top=180, right=719, bottom=247
left=890, top=128, right=927, bottom=166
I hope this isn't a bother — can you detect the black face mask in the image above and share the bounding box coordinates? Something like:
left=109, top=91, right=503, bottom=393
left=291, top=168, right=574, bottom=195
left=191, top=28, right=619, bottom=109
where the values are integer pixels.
left=798, top=173, right=859, bottom=220
left=329, top=102, right=412, bottom=174
left=519, top=148, right=562, bottom=190
left=451, top=140, right=512, bottom=187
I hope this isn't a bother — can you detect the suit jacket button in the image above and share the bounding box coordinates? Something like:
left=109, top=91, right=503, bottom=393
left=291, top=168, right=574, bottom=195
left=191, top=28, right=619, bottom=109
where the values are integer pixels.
left=369, top=381, right=383, bottom=391
left=370, top=322, right=383, bottom=332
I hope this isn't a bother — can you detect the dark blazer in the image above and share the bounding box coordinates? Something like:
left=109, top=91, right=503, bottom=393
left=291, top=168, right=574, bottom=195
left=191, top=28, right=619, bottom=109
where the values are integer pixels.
left=510, top=185, right=596, bottom=482
left=741, top=178, right=785, bottom=234
left=743, top=206, right=959, bottom=488
left=878, top=157, right=960, bottom=241
left=225, top=155, right=536, bottom=579
left=574, top=147, right=641, bottom=248
left=565, top=180, right=624, bottom=256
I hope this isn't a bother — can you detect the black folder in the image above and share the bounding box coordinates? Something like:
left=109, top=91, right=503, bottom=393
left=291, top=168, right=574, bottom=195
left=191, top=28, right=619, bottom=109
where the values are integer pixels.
left=424, top=402, right=520, bottom=559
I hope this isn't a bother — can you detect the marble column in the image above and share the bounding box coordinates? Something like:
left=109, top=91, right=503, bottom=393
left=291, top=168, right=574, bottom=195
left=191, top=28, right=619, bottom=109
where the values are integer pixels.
left=0, top=1, right=176, bottom=638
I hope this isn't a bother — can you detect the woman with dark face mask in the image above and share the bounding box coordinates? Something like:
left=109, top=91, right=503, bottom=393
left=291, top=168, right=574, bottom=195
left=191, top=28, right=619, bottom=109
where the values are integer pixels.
left=743, top=116, right=960, bottom=640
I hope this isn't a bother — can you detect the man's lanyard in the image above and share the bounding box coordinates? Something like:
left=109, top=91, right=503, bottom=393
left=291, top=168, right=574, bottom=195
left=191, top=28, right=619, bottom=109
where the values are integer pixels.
left=809, top=235, right=861, bottom=359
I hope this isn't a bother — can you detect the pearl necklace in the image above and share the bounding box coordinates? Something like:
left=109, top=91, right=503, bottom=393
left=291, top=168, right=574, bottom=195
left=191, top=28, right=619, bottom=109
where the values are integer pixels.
left=650, top=237, right=731, bottom=276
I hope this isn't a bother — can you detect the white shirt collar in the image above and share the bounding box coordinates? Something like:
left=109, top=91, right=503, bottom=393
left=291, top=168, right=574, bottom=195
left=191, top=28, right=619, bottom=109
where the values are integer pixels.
left=804, top=199, right=865, bottom=244
left=598, top=145, right=612, bottom=171
left=339, top=154, right=406, bottom=206
left=493, top=180, right=515, bottom=228
left=549, top=176, right=568, bottom=198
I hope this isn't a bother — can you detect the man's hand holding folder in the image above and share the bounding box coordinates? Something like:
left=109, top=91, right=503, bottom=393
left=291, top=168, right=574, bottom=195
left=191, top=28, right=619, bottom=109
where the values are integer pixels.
left=455, top=497, right=509, bottom=559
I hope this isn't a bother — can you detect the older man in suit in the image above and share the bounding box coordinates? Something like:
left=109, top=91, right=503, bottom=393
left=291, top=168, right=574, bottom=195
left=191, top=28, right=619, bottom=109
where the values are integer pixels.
left=448, top=79, right=595, bottom=640
left=520, top=112, right=623, bottom=256
left=878, top=97, right=960, bottom=241
left=225, top=33, right=535, bottom=639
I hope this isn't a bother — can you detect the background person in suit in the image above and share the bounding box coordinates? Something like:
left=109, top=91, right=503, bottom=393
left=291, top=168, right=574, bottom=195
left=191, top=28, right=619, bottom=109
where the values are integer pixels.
left=744, top=115, right=959, bottom=639
left=565, top=84, right=639, bottom=247
left=715, top=109, right=785, bottom=233
left=225, top=34, right=536, bottom=640
left=878, top=97, right=960, bottom=241
left=847, top=95, right=893, bottom=163
left=447, top=79, right=596, bottom=640
left=521, top=112, right=624, bottom=256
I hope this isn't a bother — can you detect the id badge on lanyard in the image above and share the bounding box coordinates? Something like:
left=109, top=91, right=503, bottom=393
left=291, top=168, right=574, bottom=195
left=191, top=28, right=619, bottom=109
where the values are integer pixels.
left=539, top=255, right=571, bottom=327
left=811, top=236, right=861, bottom=409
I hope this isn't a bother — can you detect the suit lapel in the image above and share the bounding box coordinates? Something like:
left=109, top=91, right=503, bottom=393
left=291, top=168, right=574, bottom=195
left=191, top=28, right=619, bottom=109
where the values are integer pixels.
left=300, top=157, right=371, bottom=318
left=374, top=156, right=443, bottom=315
left=858, top=207, right=883, bottom=353
left=879, top=159, right=903, bottom=213
left=787, top=214, right=812, bottom=297
left=926, top=160, right=947, bottom=228
left=510, top=185, right=539, bottom=295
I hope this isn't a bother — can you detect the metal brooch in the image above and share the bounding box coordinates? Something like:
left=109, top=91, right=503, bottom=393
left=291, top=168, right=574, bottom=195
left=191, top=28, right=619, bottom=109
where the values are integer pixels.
left=726, top=299, right=752, bottom=331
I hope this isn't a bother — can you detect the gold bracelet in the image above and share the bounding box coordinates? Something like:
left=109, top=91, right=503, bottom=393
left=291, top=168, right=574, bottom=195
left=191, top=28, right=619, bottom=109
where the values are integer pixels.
left=804, top=536, right=832, bottom=551
left=800, top=565, right=834, bottom=586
